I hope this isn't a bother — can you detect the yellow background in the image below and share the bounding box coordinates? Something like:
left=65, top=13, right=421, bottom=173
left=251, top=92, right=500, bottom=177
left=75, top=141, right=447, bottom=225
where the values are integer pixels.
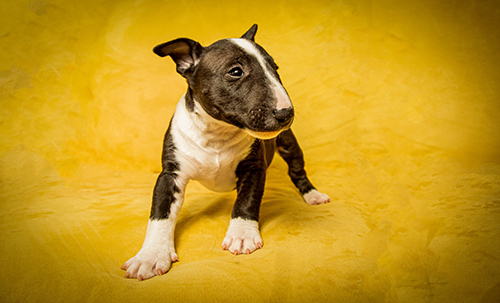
left=1, top=0, right=499, bottom=302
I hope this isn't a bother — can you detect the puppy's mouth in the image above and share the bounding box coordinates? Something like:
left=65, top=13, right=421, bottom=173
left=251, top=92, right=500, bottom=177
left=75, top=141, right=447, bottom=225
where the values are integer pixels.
left=243, top=129, right=283, bottom=140
left=242, top=107, right=294, bottom=139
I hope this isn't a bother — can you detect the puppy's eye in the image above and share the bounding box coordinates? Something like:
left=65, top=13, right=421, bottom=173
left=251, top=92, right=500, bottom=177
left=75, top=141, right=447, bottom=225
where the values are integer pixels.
left=228, top=67, right=244, bottom=77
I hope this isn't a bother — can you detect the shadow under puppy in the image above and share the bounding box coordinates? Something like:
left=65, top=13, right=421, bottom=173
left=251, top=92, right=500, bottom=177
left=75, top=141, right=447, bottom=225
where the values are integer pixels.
left=122, top=24, right=330, bottom=281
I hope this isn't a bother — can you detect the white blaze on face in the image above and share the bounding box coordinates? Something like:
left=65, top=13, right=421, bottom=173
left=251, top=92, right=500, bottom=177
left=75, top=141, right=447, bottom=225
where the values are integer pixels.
left=229, top=38, right=293, bottom=111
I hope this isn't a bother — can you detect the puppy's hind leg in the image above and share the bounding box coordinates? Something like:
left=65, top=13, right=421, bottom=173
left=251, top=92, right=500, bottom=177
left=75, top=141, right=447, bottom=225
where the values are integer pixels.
left=276, top=129, right=330, bottom=205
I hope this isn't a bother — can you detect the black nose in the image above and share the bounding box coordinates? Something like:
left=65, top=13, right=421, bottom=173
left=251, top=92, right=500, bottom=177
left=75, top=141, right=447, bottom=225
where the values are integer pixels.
left=273, top=107, right=294, bottom=126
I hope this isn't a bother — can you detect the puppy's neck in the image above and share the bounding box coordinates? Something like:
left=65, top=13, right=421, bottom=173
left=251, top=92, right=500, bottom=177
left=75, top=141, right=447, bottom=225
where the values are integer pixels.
left=175, top=94, right=254, bottom=151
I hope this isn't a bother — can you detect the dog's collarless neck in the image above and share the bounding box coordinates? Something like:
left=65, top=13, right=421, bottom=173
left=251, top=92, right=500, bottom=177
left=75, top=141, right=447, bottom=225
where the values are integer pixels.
left=175, top=94, right=254, bottom=151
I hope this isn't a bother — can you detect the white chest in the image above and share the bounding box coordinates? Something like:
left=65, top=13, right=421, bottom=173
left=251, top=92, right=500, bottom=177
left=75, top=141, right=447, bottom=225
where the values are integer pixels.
left=184, top=144, right=251, bottom=192
left=169, top=96, right=255, bottom=192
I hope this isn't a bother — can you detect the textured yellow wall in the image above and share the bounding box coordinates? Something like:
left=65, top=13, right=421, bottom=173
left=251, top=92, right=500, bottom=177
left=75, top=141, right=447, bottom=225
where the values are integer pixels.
left=2, top=0, right=498, bottom=174
left=1, top=0, right=499, bottom=302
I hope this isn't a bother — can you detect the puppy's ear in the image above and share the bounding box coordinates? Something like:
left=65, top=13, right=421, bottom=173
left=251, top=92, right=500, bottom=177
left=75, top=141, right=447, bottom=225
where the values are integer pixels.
left=153, top=38, right=204, bottom=77
left=241, top=24, right=258, bottom=41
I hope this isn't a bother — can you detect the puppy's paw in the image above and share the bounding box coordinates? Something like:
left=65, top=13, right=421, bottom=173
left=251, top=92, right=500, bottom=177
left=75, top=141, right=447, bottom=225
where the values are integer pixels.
left=121, top=245, right=178, bottom=281
left=303, top=189, right=330, bottom=205
left=222, top=218, right=263, bottom=255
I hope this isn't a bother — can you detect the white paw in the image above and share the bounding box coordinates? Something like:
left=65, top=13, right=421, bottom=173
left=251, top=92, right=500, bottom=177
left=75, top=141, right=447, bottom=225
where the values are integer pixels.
left=122, top=245, right=178, bottom=281
left=222, top=218, right=263, bottom=255
left=303, top=189, right=330, bottom=205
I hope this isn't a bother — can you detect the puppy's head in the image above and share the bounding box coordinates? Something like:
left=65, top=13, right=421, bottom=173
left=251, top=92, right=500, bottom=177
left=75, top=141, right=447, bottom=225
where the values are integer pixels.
left=153, top=24, right=294, bottom=140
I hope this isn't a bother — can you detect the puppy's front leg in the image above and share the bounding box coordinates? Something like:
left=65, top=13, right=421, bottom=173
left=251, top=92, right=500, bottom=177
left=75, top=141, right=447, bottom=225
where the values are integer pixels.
left=222, top=141, right=266, bottom=255
left=122, top=169, right=186, bottom=281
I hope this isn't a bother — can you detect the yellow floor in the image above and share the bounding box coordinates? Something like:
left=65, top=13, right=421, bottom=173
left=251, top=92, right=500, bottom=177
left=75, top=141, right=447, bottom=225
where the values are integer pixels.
left=1, top=0, right=499, bottom=302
